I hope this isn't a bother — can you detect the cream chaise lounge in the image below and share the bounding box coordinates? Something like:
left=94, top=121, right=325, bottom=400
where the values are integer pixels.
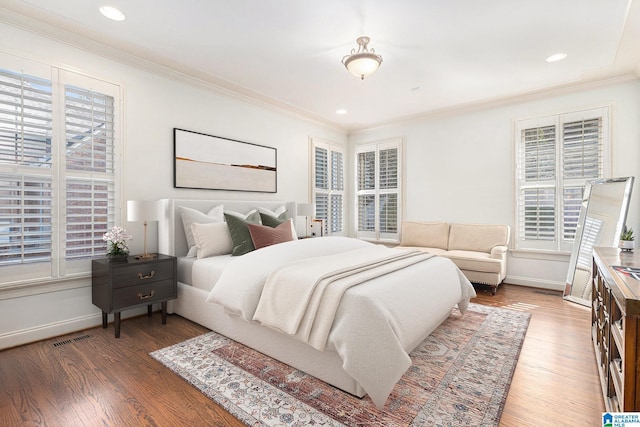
left=399, top=221, right=510, bottom=295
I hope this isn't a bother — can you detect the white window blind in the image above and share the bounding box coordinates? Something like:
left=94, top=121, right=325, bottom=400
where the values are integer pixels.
left=64, top=84, right=116, bottom=261
left=0, top=60, right=120, bottom=285
left=311, top=138, right=344, bottom=236
left=315, top=145, right=328, bottom=190
left=0, top=70, right=52, bottom=167
left=515, top=107, right=609, bottom=252
left=328, top=150, right=344, bottom=234
left=315, top=192, right=328, bottom=233
left=65, top=179, right=114, bottom=260
left=0, top=174, right=52, bottom=265
left=0, top=69, right=53, bottom=268
left=355, top=139, right=402, bottom=241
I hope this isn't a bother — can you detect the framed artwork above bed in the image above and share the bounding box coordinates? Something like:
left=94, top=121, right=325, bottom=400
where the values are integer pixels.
left=174, top=128, right=277, bottom=193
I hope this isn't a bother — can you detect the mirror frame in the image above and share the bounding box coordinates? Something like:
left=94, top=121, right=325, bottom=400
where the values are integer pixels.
left=564, top=176, right=634, bottom=306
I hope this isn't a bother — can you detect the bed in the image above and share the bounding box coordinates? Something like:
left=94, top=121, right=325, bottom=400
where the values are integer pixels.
left=158, top=198, right=476, bottom=408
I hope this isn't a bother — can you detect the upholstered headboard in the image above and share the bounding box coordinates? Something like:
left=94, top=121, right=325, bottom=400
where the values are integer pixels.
left=158, top=198, right=297, bottom=257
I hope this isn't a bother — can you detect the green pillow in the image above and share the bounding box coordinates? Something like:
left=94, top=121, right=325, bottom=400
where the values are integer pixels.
left=224, top=211, right=261, bottom=256
left=259, top=211, right=287, bottom=227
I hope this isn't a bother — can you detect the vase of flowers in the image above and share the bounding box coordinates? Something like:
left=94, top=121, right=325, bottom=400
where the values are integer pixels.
left=103, top=226, right=132, bottom=259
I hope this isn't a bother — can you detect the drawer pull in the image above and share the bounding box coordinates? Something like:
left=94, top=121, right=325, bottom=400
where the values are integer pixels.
left=137, top=290, right=155, bottom=300
left=137, top=270, right=155, bottom=280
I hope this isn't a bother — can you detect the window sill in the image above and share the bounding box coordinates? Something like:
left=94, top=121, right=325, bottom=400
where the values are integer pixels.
left=0, top=274, right=91, bottom=301
left=509, top=249, right=571, bottom=262
left=358, top=237, right=400, bottom=247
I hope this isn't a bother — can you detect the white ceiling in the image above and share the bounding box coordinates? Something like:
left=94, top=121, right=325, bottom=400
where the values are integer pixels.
left=3, top=0, right=640, bottom=131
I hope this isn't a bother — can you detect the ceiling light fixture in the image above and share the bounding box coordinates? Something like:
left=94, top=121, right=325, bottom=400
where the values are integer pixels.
left=342, top=36, right=383, bottom=80
left=336, top=109, right=347, bottom=115
left=546, top=53, right=567, bottom=63
left=99, top=6, right=126, bottom=21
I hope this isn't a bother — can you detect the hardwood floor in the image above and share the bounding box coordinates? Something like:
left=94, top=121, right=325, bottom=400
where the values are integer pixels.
left=0, top=284, right=604, bottom=426
left=473, top=284, right=604, bottom=426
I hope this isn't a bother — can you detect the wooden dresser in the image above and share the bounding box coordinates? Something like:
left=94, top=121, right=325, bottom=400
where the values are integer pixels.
left=592, top=247, right=640, bottom=411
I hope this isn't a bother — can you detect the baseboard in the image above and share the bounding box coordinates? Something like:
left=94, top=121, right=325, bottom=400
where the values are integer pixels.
left=0, top=306, right=149, bottom=350
left=504, top=275, right=565, bottom=292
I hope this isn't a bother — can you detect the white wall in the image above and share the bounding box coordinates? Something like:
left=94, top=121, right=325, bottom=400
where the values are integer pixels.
left=349, top=78, right=640, bottom=290
left=0, top=23, right=347, bottom=349
left=2, top=20, right=639, bottom=349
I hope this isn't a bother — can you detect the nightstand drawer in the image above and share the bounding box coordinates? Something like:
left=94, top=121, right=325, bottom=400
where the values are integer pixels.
left=111, top=261, right=174, bottom=288
left=112, top=280, right=176, bottom=310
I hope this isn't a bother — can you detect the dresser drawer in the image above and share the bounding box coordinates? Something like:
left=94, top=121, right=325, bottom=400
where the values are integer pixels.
left=111, top=260, right=174, bottom=288
left=112, top=279, right=176, bottom=310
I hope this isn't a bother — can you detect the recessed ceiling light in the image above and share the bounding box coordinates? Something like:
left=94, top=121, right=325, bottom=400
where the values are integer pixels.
left=336, top=109, right=347, bottom=115
left=546, top=53, right=567, bottom=63
left=99, top=6, right=126, bottom=21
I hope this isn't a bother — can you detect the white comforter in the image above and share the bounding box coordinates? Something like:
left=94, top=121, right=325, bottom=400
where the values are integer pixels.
left=206, top=236, right=476, bottom=408
left=253, top=245, right=436, bottom=352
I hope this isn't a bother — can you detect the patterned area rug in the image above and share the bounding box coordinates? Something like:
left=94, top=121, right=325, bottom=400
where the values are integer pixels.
left=151, top=303, right=530, bottom=426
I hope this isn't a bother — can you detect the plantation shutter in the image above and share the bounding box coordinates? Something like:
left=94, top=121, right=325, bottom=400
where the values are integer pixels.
left=64, top=85, right=116, bottom=261
left=357, top=150, right=376, bottom=237
left=518, top=124, right=557, bottom=243
left=0, top=59, right=121, bottom=286
left=515, top=107, right=608, bottom=252
left=358, top=151, right=375, bottom=190
left=330, top=194, right=342, bottom=234
left=329, top=150, right=343, bottom=234
left=379, top=148, right=398, bottom=189
left=378, top=148, right=398, bottom=235
left=0, top=69, right=53, bottom=272
left=0, top=70, right=52, bottom=167
left=311, top=139, right=344, bottom=236
left=0, top=174, right=53, bottom=265
left=561, top=117, right=603, bottom=241
left=356, top=139, right=402, bottom=241
left=315, top=146, right=328, bottom=190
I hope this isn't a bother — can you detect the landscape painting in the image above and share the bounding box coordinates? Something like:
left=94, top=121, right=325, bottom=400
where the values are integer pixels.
left=174, top=128, right=277, bottom=192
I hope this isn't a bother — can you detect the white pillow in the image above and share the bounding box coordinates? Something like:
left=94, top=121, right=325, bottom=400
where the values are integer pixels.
left=179, top=205, right=224, bottom=257
left=191, top=222, right=234, bottom=258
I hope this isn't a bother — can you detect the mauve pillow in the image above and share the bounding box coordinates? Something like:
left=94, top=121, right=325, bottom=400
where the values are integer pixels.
left=247, top=220, right=294, bottom=249
left=259, top=212, right=298, bottom=240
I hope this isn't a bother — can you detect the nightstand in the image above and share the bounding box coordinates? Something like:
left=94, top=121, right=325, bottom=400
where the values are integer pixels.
left=92, top=254, right=177, bottom=338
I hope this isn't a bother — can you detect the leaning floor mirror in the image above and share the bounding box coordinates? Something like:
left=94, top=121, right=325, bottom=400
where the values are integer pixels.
left=564, top=176, right=634, bottom=306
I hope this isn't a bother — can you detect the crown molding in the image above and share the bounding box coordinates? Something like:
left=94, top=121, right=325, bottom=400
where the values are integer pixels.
left=0, top=1, right=347, bottom=134
left=349, top=73, right=639, bottom=136
left=2, top=0, right=637, bottom=136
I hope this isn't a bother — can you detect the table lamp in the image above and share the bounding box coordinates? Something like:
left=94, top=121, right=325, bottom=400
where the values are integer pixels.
left=127, top=200, right=160, bottom=259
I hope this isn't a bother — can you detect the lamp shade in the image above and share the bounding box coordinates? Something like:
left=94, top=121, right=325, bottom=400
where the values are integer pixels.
left=344, top=54, right=381, bottom=79
left=297, top=203, right=314, bottom=217
left=127, top=200, right=160, bottom=222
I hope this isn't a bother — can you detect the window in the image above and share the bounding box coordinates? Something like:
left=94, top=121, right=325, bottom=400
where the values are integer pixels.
left=515, top=107, right=609, bottom=252
left=0, top=60, right=121, bottom=286
left=311, top=138, right=344, bottom=236
left=355, top=139, right=402, bottom=242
